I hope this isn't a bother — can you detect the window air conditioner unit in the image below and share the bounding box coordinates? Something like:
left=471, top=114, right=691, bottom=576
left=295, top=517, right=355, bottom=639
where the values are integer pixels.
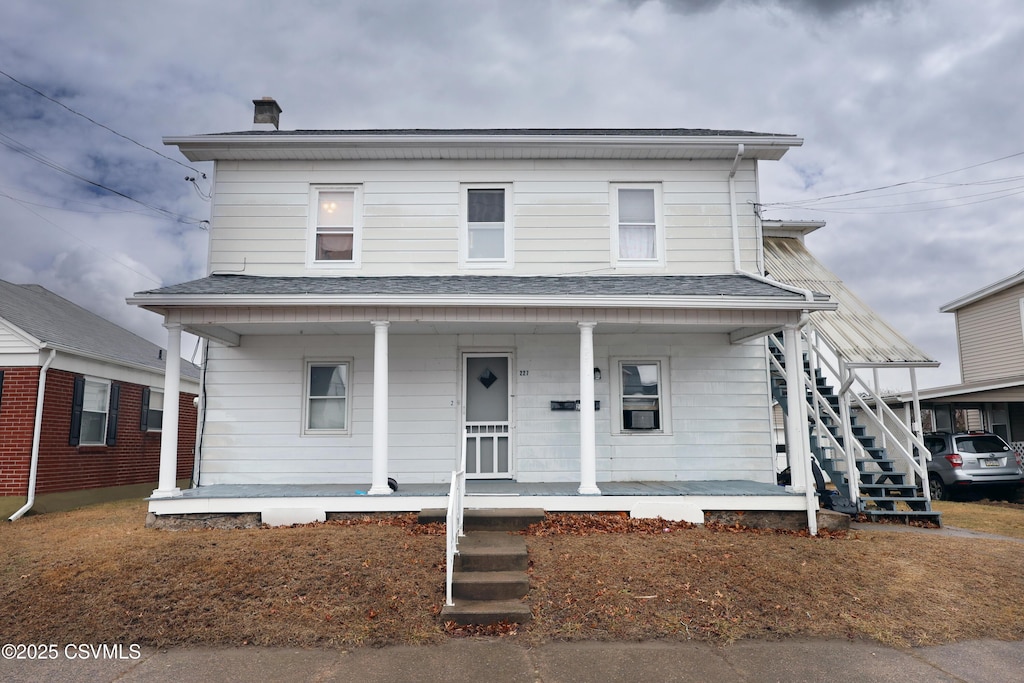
left=624, top=410, right=656, bottom=429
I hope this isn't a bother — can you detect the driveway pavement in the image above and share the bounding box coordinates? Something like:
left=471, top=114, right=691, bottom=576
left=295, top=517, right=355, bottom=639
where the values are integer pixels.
left=2, top=638, right=1021, bottom=683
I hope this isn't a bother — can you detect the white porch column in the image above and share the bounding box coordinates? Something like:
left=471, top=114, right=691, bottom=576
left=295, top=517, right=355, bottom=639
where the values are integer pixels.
left=369, top=321, right=392, bottom=495
left=782, top=325, right=809, bottom=493
left=152, top=323, right=182, bottom=498
left=578, top=322, right=601, bottom=495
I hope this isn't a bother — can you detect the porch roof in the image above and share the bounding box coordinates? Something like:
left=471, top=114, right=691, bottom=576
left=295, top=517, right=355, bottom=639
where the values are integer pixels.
left=132, top=273, right=831, bottom=307
left=764, top=236, right=939, bottom=368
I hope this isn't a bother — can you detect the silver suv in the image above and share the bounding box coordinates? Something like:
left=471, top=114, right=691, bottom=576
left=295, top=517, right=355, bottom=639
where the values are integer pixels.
left=924, top=431, right=1024, bottom=500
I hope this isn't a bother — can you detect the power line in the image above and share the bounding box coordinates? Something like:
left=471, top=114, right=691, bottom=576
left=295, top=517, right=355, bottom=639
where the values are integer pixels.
left=0, top=191, right=164, bottom=286
left=0, top=130, right=207, bottom=226
left=0, top=67, right=207, bottom=180
left=761, top=150, right=1024, bottom=210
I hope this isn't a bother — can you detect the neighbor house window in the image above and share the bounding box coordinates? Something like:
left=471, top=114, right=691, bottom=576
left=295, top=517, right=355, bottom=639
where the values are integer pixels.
left=611, top=184, right=663, bottom=266
left=305, top=361, right=351, bottom=433
left=308, top=186, right=362, bottom=266
left=461, top=185, right=513, bottom=267
left=70, top=376, right=120, bottom=446
left=141, top=388, right=164, bottom=431
left=618, top=360, right=664, bottom=433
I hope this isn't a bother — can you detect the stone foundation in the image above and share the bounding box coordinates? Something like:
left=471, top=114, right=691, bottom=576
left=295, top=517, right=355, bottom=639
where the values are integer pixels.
left=146, top=512, right=262, bottom=530
left=704, top=509, right=850, bottom=532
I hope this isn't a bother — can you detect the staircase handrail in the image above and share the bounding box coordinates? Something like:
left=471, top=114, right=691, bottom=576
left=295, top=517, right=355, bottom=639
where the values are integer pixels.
left=445, top=468, right=467, bottom=608
left=768, top=335, right=862, bottom=499
left=803, top=330, right=929, bottom=486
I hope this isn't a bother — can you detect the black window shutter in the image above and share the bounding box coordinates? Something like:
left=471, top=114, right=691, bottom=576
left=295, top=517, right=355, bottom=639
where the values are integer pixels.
left=0, top=370, right=5, bottom=413
left=106, top=383, right=120, bottom=446
left=69, top=376, right=85, bottom=446
left=140, top=387, right=151, bottom=431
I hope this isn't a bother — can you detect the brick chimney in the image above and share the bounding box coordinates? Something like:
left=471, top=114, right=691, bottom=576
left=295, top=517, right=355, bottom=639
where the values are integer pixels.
left=252, top=97, right=282, bottom=131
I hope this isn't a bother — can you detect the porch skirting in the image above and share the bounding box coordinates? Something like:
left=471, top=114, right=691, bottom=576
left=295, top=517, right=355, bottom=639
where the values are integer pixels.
left=146, top=480, right=809, bottom=526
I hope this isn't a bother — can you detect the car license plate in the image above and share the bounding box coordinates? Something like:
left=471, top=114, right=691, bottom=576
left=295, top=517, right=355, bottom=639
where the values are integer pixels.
left=982, top=458, right=1001, bottom=467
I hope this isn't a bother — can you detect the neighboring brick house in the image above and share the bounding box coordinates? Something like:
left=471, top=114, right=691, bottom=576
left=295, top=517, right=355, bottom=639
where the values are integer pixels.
left=0, top=280, right=200, bottom=518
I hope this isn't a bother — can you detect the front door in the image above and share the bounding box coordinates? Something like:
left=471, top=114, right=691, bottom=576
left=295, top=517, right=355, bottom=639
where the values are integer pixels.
left=463, top=354, right=512, bottom=478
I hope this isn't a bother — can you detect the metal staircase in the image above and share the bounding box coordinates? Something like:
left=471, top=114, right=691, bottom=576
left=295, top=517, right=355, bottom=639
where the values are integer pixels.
left=769, top=334, right=941, bottom=526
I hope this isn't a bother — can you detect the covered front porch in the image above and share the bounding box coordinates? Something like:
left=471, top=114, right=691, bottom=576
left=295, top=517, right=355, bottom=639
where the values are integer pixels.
left=146, top=478, right=806, bottom=526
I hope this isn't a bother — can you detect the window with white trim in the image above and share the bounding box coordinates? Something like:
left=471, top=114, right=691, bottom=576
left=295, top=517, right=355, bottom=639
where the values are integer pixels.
left=304, top=361, right=351, bottom=434
left=308, top=186, right=362, bottom=267
left=617, top=360, right=666, bottom=433
left=611, top=184, right=663, bottom=266
left=81, top=379, right=110, bottom=443
left=461, top=185, right=513, bottom=267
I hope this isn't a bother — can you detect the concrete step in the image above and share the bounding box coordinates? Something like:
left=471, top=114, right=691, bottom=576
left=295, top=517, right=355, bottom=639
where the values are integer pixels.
left=418, top=507, right=546, bottom=531
left=452, top=570, right=530, bottom=601
left=455, top=531, right=528, bottom=572
left=440, top=599, right=533, bottom=626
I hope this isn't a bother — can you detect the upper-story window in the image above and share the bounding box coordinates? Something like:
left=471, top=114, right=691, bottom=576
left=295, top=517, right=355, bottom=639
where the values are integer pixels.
left=461, top=185, right=513, bottom=268
left=611, top=184, right=664, bottom=267
left=308, top=186, right=362, bottom=268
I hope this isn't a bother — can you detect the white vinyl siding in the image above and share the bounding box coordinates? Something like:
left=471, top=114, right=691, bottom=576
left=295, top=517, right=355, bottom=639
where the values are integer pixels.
left=207, top=159, right=758, bottom=276
left=198, top=331, right=773, bottom=486
left=954, top=281, right=1024, bottom=383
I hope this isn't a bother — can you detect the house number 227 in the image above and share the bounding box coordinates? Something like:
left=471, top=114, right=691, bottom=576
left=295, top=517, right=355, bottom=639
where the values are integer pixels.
left=519, top=370, right=528, bottom=376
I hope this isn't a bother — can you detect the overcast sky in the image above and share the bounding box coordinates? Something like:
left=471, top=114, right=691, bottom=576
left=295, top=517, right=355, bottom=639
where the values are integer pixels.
left=1, top=0, right=1022, bottom=390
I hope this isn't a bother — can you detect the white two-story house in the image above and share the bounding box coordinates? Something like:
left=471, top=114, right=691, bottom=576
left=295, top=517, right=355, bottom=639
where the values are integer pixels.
left=132, top=99, right=936, bottom=530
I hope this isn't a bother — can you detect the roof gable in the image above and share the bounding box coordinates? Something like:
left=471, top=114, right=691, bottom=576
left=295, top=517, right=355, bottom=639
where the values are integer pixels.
left=940, top=268, right=1024, bottom=312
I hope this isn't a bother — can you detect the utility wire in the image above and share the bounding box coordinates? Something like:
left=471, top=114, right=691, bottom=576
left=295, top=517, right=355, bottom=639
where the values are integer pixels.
left=762, top=150, right=1024, bottom=209
left=0, top=130, right=207, bottom=226
left=0, top=191, right=164, bottom=286
left=0, top=67, right=207, bottom=179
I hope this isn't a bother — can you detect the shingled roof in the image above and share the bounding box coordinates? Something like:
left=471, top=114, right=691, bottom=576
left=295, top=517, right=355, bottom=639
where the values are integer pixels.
left=135, top=273, right=829, bottom=302
left=0, top=280, right=200, bottom=379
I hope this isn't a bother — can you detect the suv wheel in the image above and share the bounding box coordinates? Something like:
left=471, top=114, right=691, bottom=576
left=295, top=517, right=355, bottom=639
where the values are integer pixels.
left=929, top=473, right=949, bottom=501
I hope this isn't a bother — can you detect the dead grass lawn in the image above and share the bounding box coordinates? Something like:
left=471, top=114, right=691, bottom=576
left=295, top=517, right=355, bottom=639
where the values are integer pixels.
left=1, top=499, right=1023, bottom=649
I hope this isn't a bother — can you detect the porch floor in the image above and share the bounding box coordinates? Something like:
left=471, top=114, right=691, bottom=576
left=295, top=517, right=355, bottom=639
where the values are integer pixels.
left=168, top=479, right=794, bottom=500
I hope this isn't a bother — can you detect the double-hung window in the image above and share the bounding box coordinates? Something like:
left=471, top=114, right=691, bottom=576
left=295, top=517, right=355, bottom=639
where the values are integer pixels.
left=617, top=360, right=667, bottom=433
left=305, top=361, right=351, bottom=434
left=70, top=376, right=120, bottom=446
left=308, top=186, right=361, bottom=267
left=611, top=184, right=663, bottom=266
left=461, top=185, right=512, bottom=267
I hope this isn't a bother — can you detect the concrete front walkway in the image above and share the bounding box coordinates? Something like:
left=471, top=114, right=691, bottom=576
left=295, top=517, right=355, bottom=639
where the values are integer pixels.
left=2, top=638, right=1021, bottom=683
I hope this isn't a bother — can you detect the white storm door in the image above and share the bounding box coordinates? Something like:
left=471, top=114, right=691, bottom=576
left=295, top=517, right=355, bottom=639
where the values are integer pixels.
left=463, top=355, right=512, bottom=478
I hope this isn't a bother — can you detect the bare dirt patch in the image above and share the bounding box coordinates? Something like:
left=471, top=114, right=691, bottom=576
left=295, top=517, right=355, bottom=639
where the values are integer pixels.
left=2, top=501, right=1023, bottom=648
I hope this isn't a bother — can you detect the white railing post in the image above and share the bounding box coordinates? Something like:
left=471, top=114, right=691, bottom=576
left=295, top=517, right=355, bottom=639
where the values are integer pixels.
left=445, top=468, right=466, bottom=607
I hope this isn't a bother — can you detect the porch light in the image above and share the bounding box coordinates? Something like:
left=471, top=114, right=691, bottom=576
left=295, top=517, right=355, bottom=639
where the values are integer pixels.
left=593, top=367, right=602, bottom=381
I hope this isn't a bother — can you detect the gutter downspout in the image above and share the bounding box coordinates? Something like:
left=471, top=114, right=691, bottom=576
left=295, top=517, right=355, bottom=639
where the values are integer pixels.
left=728, top=143, right=745, bottom=272
left=9, top=349, right=56, bottom=522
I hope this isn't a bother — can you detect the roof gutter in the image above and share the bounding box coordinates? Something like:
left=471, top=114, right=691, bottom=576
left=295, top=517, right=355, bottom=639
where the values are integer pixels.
left=9, top=348, right=55, bottom=522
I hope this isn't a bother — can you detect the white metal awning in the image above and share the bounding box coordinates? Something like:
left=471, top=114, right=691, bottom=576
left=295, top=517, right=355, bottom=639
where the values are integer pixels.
left=764, top=236, right=939, bottom=368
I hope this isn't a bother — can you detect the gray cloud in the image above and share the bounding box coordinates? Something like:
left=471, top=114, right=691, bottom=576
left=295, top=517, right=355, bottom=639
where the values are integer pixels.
left=1, top=0, right=1022, bottom=389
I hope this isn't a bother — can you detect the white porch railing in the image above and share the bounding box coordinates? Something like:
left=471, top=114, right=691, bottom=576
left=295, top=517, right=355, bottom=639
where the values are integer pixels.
left=445, top=468, right=466, bottom=607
